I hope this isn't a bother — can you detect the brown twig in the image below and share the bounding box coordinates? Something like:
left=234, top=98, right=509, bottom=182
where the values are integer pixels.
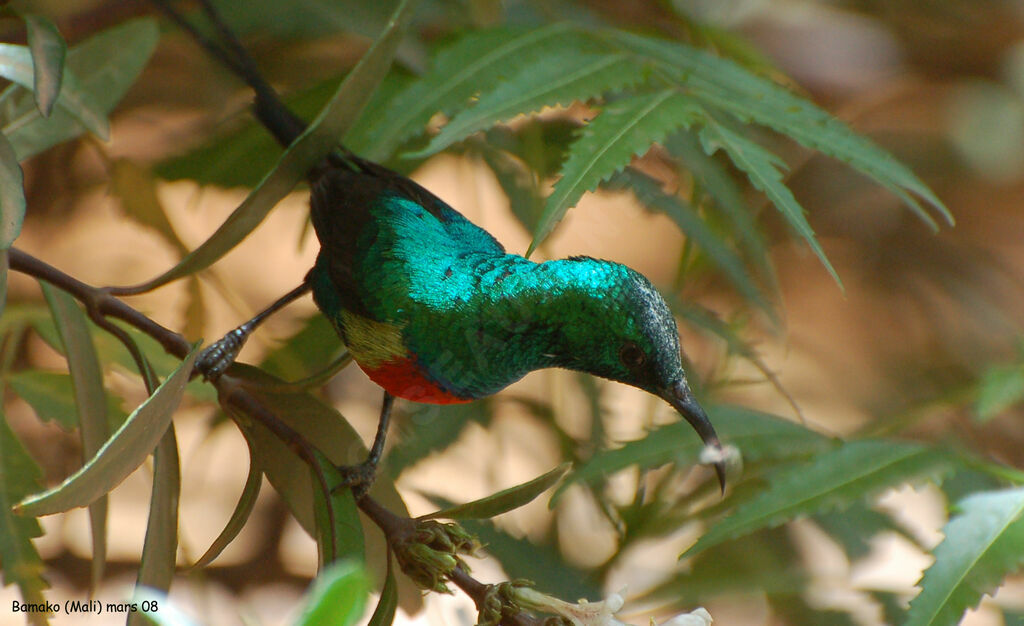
left=7, top=246, right=548, bottom=624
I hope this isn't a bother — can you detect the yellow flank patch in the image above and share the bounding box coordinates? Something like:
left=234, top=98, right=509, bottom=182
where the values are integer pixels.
left=339, top=310, right=407, bottom=368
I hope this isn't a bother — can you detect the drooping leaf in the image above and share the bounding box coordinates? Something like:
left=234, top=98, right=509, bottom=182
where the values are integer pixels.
left=367, top=558, right=398, bottom=626
left=3, top=18, right=156, bottom=160
left=41, top=283, right=110, bottom=589
left=310, top=452, right=362, bottom=569
left=128, top=428, right=181, bottom=626
left=415, top=51, right=641, bottom=156
left=528, top=90, right=703, bottom=256
left=190, top=453, right=262, bottom=569
left=23, top=14, right=66, bottom=118
left=0, top=131, right=25, bottom=250
left=698, top=116, right=840, bottom=287
left=683, top=440, right=959, bottom=559
left=0, top=407, right=50, bottom=622
left=119, top=0, right=418, bottom=294
left=610, top=29, right=952, bottom=228
left=15, top=344, right=200, bottom=517
left=905, top=488, right=1024, bottom=626
left=295, top=560, right=369, bottom=626
left=604, top=167, right=767, bottom=311
left=0, top=43, right=107, bottom=139
left=421, top=463, right=569, bottom=520
left=364, top=24, right=601, bottom=160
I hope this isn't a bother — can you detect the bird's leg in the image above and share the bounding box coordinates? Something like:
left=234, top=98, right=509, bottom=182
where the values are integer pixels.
left=195, top=282, right=312, bottom=380
left=336, top=392, right=394, bottom=500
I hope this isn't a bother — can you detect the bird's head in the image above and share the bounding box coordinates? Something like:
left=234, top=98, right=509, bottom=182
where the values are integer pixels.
left=550, top=259, right=726, bottom=489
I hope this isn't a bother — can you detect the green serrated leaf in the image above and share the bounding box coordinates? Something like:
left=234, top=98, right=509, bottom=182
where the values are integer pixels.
left=556, top=405, right=831, bottom=500
left=7, top=371, right=80, bottom=429
left=5, top=17, right=158, bottom=160
left=415, top=51, right=640, bottom=157
left=0, top=131, right=25, bottom=249
left=366, top=23, right=599, bottom=160
left=605, top=167, right=767, bottom=311
left=610, top=29, right=952, bottom=228
left=0, top=406, right=50, bottom=622
left=698, top=116, right=841, bottom=288
left=906, top=488, right=1024, bottom=626
left=42, top=283, right=110, bottom=588
left=529, top=90, right=702, bottom=256
left=121, top=0, right=417, bottom=294
left=683, top=440, right=958, bottom=559
left=23, top=14, right=66, bottom=118
left=15, top=344, right=200, bottom=517
left=421, top=463, right=569, bottom=521
left=129, top=427, right=180, bottom=626
left=190, top=454, right=262, bottom=569
left=296, top=560, right=368, bottom=626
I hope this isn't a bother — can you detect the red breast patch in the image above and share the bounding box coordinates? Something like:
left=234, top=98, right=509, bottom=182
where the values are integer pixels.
left=360, top=357, right=471, bottom=404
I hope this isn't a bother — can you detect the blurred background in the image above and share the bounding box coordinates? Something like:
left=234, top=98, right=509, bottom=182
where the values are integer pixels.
left=4, top=0, right=1024, bottom=624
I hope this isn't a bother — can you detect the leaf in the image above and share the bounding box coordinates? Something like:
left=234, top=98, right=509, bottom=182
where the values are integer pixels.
left=385, top=401, right=492, bottom=478
left=15, top=344, right=200, bottom=517
left=604, top=167, right=768, bottom=311
left=23, top=14, right=66, bottom=118
left=118, top=0, right=418, bottom=294
left=528, top=90, right=703, bottom=256
left=414, top=51, right=641, bottom=156
left=366, top=559, right=398, bottom=626
left=421, top=463, right=569, bottom=520
left=295, top=560, right=369, bottom=626
left=610, top=29, right=952, bottom=228
left=451, top=513, right=600, bottom=602
left=698, top=116, right=841, bottom=287
left=6, top=371, right=80, bottom=429
left=41, top=283, right=110, bottom=588
left=109, top=160, right=189, bottom=255
left=682, top=440, right=958, bottom=559
left=0, top=406, right=50, bottom=621
left=364, top=23, right=599, bottom=160
left=133, top=588, right=200, bottom=626
left=556, top=405, right=831, bottom=500
left=310, top=452, right=363, bottom=569
left=4, top=18, right=158, bottom=160
left=129, top=428, right=181, bottom=626
left=975, top=363, right=1024, bottom=423
left=906, top=488, right=1024, bottom=626
left=224, top=365, right=421, bottom=614
left=0, top=131, right=25, bottom=249
left=0, top=42, right=107, bottom=140
left=190, top=454, right=262, bottom=569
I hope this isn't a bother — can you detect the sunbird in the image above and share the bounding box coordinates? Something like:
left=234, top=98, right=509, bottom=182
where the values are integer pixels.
left=151, top=0, right=726, bottom=489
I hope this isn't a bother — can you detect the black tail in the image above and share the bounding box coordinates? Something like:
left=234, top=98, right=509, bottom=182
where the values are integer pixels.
left=148, top=0, right=307, bottom=147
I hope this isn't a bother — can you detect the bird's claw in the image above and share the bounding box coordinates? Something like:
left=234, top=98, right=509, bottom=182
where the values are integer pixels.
left=194, top=325, right=252, bottom=381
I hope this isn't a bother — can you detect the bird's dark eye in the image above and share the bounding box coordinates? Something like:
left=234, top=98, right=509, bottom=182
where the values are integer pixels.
left=618, top=341, right=646, bottom=369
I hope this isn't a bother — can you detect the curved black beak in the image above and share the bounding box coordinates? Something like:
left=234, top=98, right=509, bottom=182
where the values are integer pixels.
left=660, top=381, right=726, bottom=493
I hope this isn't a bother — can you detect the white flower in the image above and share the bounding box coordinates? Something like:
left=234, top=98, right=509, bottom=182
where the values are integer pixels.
left=509, top=587, right=711, bottom=626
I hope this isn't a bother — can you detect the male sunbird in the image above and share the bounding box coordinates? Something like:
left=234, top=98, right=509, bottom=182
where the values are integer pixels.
left=152, top=0, right=726, bottom=489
